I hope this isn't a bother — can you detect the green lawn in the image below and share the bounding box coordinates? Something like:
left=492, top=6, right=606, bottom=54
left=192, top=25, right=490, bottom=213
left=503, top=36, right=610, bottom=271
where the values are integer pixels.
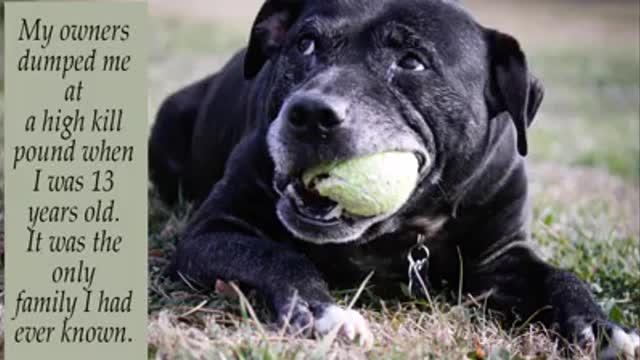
left=529, top=49, right=640, bottom=181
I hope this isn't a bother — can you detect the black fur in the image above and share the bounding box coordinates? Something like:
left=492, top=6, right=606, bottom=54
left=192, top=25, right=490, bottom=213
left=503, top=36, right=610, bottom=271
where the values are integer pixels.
left=150, top=0, right=638, bottom=356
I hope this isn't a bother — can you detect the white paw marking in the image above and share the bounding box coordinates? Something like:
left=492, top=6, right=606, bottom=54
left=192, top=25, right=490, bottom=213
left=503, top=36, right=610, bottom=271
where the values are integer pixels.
left=314, top=305, right=374, bottom=348
left=581, top=326, right=596, bottom=350
left=600, top=327, right=640, bottom=360
left=581, top=326, right=596, bottom=343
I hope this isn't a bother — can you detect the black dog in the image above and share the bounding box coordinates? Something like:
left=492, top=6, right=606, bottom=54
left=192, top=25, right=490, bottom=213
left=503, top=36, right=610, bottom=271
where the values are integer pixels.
left=150, top=0, right=639, bottom=357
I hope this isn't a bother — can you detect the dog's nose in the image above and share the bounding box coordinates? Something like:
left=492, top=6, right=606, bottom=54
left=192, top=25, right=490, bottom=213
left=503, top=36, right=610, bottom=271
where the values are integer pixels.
left=287, top=97, right=344, bottom=133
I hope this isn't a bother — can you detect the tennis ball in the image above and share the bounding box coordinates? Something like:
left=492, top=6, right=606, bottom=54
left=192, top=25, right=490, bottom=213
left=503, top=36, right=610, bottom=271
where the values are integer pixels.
left=302, top=152, right=419, bottom=217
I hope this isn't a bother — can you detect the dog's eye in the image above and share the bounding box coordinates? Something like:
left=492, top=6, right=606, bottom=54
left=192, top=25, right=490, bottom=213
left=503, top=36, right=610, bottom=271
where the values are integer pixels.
left=398, top=55, right=426, bottom=71
left=298, top=37, right=316, bottom=56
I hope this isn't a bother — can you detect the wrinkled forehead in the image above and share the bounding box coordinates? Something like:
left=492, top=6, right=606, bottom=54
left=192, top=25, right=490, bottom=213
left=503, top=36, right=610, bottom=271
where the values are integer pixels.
left=300, top=0, right=485, bottom=64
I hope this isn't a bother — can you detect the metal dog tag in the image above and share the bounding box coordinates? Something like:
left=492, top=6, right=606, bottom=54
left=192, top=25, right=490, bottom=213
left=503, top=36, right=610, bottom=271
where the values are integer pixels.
left=407, top=238, right=430, bottom=297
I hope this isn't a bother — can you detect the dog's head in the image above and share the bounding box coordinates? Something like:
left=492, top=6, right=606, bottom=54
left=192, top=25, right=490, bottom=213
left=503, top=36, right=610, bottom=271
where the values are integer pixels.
left=245, top=0, right=544, bottom=244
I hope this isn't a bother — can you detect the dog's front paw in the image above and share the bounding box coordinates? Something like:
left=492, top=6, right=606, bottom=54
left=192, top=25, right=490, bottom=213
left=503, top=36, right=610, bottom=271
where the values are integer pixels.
left=575, top=319, right=639, bottom=360
left=314, top=305, right=374, bottom=349
left=276, top=296, right=374, bottom=348
left=276, top=296, right=315, bottom=336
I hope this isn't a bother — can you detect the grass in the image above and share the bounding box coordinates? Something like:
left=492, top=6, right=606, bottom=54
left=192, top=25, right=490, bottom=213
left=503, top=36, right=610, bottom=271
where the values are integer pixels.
left=529, top=165, right=640, bottom=326
left=147, top=162, right=639, bottom=359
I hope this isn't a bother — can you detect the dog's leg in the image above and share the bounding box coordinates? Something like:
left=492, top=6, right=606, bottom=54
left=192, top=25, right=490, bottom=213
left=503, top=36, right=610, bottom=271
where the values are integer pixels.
left=467, top=245, right=639, bottom=359
left=176, top=231, right=373, bottom=346
left=177, top=231, right=328, bottom=333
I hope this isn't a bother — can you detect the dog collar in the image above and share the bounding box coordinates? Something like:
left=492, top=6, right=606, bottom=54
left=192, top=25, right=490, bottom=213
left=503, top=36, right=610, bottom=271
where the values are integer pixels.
left=407, top=234, right=431, bottom=297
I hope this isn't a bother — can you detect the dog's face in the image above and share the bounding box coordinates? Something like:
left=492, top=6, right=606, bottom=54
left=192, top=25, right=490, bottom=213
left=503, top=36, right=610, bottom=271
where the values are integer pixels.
left=245, top=0, right=543, bottom=244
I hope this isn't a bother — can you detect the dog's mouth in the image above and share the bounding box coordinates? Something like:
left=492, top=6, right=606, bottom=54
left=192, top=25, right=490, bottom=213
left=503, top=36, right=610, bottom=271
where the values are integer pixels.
left=272, top=150, right=432, bottom=244
left=277, top=177, right=363, bottom=225
left=274, top=151, right=430, bottom=226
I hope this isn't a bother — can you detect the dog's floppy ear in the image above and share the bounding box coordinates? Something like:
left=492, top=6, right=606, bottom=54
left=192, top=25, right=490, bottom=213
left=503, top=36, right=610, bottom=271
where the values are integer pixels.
left=485, top=29, right=544, bottom=156
left=244, top=0, right=306, bottom=79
